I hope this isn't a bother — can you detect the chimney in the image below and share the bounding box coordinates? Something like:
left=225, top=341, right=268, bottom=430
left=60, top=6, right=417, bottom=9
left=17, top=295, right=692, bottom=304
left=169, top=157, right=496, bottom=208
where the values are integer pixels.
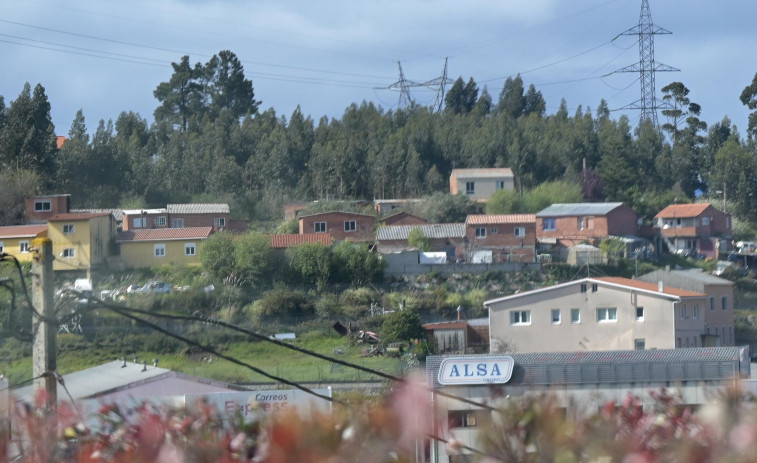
left=457, top=305, right=462, bottom=321
left=658, top=281, right=664, bottom=292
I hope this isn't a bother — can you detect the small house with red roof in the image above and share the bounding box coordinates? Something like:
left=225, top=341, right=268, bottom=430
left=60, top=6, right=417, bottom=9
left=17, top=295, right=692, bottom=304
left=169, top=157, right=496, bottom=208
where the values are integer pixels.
left=654, top=203, right=731, bottom=258
left=486, top=276, right=714, bottom=353
left=116, top=227, right=213, bottom=268
left=0, top=224, right=48, bottom=262
left=47, top=212, right=115, bottom=272
left=298, top=211, right=376, bottom=242
left=465, top=214, right=537, bottom=263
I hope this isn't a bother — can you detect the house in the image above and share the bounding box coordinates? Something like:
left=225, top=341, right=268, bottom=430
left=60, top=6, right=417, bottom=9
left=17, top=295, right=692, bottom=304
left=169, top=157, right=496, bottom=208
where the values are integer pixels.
left=116, top=227, right=212, bottom=268
left=380, top=211, right=427, bottom=226
left=373, top=198, right=424, bottom=215
left=121, top=208, right=170, bottom=231
left=122, top=204, right=232, bottom=231
left=535, top=202, right=640, bottom=249
left=636, top=268, right=735, bottom=346
left=47, top=212, right=115, bottom=272
left=654, top=203, right=731, bottom=258
left=284, top=202, right=311, bottom=221
left=270, top=233, right=332, bottom=249
left=449, top=168, right=514, bottom=201
left=375, top=223, right=465, bottom=258
left=25, top=194, right=71, bottom=224
left=464, top=214, right=536, bottom=263
left=486, top=276, right=711, bottom=353
left=0, top=225, right=48, bottom=262
left=298, top=211, right=376, bottom=242
left=423, top=318, right=489, bottom=354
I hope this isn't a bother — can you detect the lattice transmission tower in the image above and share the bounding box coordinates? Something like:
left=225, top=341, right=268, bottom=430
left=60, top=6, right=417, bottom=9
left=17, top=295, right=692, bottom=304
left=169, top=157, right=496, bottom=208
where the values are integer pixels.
left=420, top=57, right=455, bottom=113
left=385, top=61, right=418, bottom=109
left=379, top=58, right=453, bottom=111
left=613, top=0, right=678, bottom=126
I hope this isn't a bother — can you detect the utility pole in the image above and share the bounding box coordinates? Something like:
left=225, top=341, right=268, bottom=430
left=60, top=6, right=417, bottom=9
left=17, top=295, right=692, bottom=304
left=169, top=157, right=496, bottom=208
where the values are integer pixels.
left=31, top=238, right=56, bottom=406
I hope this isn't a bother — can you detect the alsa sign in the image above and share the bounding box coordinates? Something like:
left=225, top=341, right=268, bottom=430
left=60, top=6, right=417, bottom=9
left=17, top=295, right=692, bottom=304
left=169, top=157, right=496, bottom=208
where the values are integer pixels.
left=438, top=356, right=514, bottom=385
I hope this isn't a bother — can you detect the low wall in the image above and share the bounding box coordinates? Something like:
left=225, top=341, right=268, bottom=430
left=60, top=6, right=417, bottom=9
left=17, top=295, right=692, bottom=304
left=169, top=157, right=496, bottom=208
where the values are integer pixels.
left=382, top=250, right=540, bottom=277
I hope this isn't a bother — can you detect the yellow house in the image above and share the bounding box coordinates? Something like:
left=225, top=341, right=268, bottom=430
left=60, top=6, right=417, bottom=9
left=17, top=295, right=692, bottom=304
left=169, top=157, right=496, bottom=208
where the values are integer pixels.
left=47, top=212, right=115, bottom=272
left=0, top=225, right=48, bottom=262
left=116, top=227, right=212, bottom=268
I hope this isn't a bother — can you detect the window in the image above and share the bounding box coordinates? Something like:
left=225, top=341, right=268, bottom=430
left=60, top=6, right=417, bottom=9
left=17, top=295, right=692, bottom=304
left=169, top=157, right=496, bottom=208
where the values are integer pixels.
left=214, top=217, right=226, bottom=228
left=133, top=217, right=146, bottom=228
left=693, top=305, right=698, bottom=319
left=172, top=218, right=184, bottom=228
left=0, top=242, right=3, bottom=253
left=542, top=218, right=556, bottom=231
left=514, top=227, right=525, bottom=237
left=591, top=283, right=598, bottom=292
left=448, top=410, right=489, bottom=429
left=475, top=227, right=486, bottom=238
left=701, top=217, right=710, bottom=226
left=635, top=339, right=646, bottom=350
left=580, top=283, right=587, bottom=293
left=681, top=305, right=687, bottom=319
left=491, top=227, right=498, bottom=235
left=571, top=308, right=580, bottom=323
left=344, top=220, right=357, bottom=232
left=722, top=296, right=728, bottom=311
left=551, top=309, right=561, bottom=324
left=63, top=224, right=75, bottom=234
left=314, top=222, right=327, bottom=233
left=34, top=200, right=51, bottom=212
left=578, top=217, right=585, bottom=230
left=636, top=306, right=644, bottom=321
left=154, top=216, right=166, bottom=227
left=61, top=248, right=75, bottom=258
left=19, top=241, right=30, bottom=253
left=154, top=244, right=166, bottom=257
left=465, top=181, right=475, bottom=195
left=185, top=243, right=196, bottom=256
left=510, top=310, right=531, bottom=325
left=710, top=297, right=715, bottom=311
left=496, top=180, right=506, bottom=190
left=597, top=307, right=617, bottom=322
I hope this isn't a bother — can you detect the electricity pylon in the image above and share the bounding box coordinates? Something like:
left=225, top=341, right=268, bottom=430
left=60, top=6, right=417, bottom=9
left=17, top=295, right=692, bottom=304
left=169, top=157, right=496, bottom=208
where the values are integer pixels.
left=613, top=0, right=678, bottom=126
left=420, top=57, right=455, bottom=113
left=385, top=61, right=418, bottom=109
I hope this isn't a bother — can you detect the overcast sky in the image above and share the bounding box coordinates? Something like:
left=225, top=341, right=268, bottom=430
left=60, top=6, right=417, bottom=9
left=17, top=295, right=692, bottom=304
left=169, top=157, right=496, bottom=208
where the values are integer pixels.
left=1, top=0, right=754, bottom=137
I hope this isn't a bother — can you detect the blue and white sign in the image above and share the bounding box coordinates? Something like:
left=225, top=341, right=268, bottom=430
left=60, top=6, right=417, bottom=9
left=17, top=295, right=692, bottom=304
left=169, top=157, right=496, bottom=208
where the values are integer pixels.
left=438, top=356, right=514, bottom=385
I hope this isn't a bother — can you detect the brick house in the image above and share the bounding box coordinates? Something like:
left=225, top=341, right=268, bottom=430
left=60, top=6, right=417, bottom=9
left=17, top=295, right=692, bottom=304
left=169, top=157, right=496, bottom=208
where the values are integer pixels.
left=464, top=214, right=537, bottom=263
left=25, top=194, right=71, bottom=223
left=654, top=203, right=731, bottom=258
left=449, top=168, right=514, bottom=201
left=380, top=211, right=427, bottom=226
left=536, top=202, right=639, bottom=248
left=298, top=211, right=376, bottom=242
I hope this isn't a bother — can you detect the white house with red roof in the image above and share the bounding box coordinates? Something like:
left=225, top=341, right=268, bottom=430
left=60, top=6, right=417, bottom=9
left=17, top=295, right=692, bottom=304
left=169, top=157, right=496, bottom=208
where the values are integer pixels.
left=486, top=276, right=716, bottom=354
left=654, top=203, right=731, bottom=258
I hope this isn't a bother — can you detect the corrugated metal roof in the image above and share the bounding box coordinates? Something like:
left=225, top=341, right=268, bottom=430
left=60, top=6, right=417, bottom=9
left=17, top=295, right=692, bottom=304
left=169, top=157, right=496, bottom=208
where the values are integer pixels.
left=536, top=202, right=625, bottom=217
left=270, top=233, right=332, bottom=248
left=466, top=214, right=536, bottom=225
left=48, top=212, right=111, bottom=221
left=450, top=168, right=514, bottom=178
left=655, top=203, right=712, bottom=218
left=594, top=276, right=706, bottom=297
left=298, top=210, right=376, bottom=219
left=376, top=223, right=465, bottom=240
left=167, top=203, right=230, bottom=214
left=122, top=208, right=168, bottom=215
left=423, top=321, right=468, bottom=330
left=426, top=346, right=748, bottom=388
left=117, top=227, right=213, bottom=242
left=0, top=224, right=48, bottom=238
left=72, top=208, right=124, bottom=221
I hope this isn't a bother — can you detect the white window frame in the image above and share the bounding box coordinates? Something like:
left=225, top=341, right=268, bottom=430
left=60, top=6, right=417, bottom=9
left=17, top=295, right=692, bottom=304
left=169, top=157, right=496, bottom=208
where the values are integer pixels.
left=596, top=307, right=617, bottom=322
left=475, top=227, right=486, bottom=238
left=496, top=180, right=506, bottom=190
left=154, top=216, right=166, bottom=227
left=154, top=244, right=166, bottom=257
left=61, top=248, right=75, bottom=258
left=551, top=309, right=561, bottom=324
left=491, top=227, right=498, bottom=235
left=214, top=217, right=226, bottom=228
left=314, top=222, right=327, bottom=233
left=34, top=200, right=51, bottom=212
left=514, top=227, right=525, bottom=237
left=465, top=181, right=475, bottom=195
left=578, top=216, right=585, bottom=230
left=681, top=304, right=687, bottom=319
left=635, top=339, right=646, bottom=350
left=63, top=224, right=75, bottom=234
left=542, top=218, right=556, bottom=231
left=510, top=310, right=531, bottom=326
left=133, top=217, right=146, bottom=228
left=570, top=308, right=580, bottom=324
left=344, top=220, right=357, bottom=232
left=185, top=243, right=196, bottom=256
left=701, top=216, right=710, bottom=226
left=172, top=218, right=184, bottom=228
left=19, top=241, right=30, bottom=253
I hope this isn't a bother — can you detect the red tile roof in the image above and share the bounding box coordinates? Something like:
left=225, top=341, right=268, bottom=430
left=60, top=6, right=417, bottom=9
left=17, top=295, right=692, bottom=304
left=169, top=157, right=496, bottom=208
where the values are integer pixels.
left=56, top=136, right=67, bottom=149
left=655, top=203, right=712, bottom=218
left=423, top=321, right=469, bottom=330
left=270, top=234, right=332, bottom=248
left=117, top=227, right=213, bottom=242
left=594, top=277, right=706, bottom=297
left=0, top=224, right=48, bottom=238
left=466, top=214, right=536, bottom=225
left=48, top=212, right=111, bottom=221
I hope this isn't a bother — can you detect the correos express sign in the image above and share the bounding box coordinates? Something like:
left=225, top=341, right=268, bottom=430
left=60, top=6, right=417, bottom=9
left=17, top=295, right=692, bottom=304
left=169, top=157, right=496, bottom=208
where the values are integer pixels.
left=438, top=356, right=514, bottom=385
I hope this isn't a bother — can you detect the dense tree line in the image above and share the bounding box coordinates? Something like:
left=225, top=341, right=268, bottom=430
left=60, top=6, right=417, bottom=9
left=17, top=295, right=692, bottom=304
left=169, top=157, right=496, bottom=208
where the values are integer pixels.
left=4, top=50, right=757, bottom=228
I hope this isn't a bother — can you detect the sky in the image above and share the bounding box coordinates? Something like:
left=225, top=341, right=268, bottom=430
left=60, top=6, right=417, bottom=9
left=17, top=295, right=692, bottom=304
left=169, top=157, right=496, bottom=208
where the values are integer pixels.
left=1, top=0, right=755, bottom=137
